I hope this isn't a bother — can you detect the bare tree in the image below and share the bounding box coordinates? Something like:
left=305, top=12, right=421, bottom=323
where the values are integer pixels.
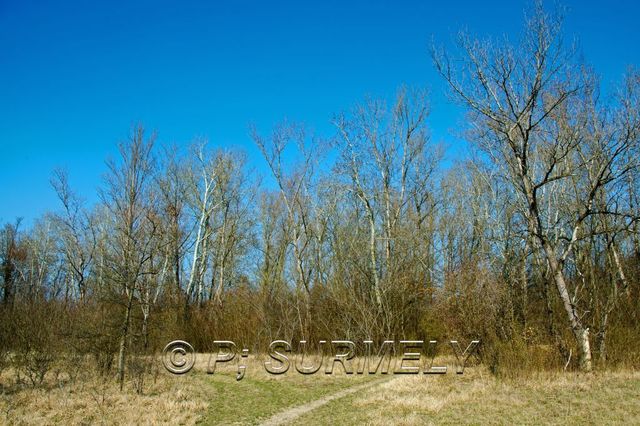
left=100, top=125, right=157, bottom=390
left=332, top=88, right=434, bottom=322
left=433, top=3, right=640, bottom=371
left=252, top=122, right=320, bottom=339
left=51, top=170, right=96, bottom=302
left=156, top=145, right=189, bottom=303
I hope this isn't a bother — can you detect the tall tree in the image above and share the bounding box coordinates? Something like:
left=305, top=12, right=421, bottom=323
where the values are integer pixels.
left=433, top=3, right=640, bottom=371
left=100, top=125, right=157, bottom=390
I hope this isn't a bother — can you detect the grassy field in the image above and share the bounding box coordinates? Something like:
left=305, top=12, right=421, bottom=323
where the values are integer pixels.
left=294, top=368, right=640, bottom=425
left=1, top=355, right=639, bottom=425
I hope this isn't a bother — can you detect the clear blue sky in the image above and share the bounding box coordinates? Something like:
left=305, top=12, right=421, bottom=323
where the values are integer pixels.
left=1, top=0, right=638, bottom=225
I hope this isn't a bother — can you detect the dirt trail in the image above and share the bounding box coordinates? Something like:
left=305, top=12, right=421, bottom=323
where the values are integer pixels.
left=259, top=377, right=392, bottom=426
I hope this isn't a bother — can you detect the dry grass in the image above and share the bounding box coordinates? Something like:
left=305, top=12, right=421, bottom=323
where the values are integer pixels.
left=0, top=369, right=209, bottom=425
left=295, top=366, right=640, bottom=425
left=1, top=354, right=639, bottom=425
left=0, top=354, right=373, bottom=425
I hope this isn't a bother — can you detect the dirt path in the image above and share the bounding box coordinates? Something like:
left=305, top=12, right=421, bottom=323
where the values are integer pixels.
left=259, top=377, right=392, bottom=426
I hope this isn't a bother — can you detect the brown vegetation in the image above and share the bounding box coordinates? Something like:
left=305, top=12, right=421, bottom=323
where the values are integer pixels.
left=0, top=4, right=639, bottom=419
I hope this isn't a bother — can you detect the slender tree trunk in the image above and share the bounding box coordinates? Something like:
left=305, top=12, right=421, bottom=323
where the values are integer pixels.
left=367, top=209, right=383, bottom=311
left=117, top=287, right=135, bottom=391
left=214, top=212, right=227, bottom=306
left=542, top=243, right=592, bottom=372
left=174, top=220, right=181, bottom=297
left=521, top=237, right=529, bottom=332
left=610, top=241, right=631, bottom=300
left=597, top=310, right=609, bottom=364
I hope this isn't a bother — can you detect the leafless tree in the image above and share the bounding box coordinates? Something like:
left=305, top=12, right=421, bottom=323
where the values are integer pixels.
left=100, top=125, right=158, bottom=390
left=433, top=3, right=640, bottom=371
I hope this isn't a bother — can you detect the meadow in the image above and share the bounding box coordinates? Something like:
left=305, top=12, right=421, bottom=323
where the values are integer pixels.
left=1, top=355, right=638, bottom=425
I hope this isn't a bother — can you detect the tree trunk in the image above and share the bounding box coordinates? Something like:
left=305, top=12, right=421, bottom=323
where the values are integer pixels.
left=610, top=241, right=631, bottom=300
left=367, top=209, right=383, bottom=311
left=597, top=311, right=609, bottom=364
left=117, top=288, right=135, bottom=391
left=543, top=244, right=592, bottom=372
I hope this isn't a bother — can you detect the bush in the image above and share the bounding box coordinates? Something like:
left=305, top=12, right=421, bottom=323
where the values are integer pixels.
left=11, top=304, right=60, bottom=387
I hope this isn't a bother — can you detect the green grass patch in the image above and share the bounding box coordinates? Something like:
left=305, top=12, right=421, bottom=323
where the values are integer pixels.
left=197, top=368, right=379, bottom=425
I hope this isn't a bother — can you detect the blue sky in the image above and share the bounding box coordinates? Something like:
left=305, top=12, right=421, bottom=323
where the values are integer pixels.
left=1, top=0, right=639, bottom=225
